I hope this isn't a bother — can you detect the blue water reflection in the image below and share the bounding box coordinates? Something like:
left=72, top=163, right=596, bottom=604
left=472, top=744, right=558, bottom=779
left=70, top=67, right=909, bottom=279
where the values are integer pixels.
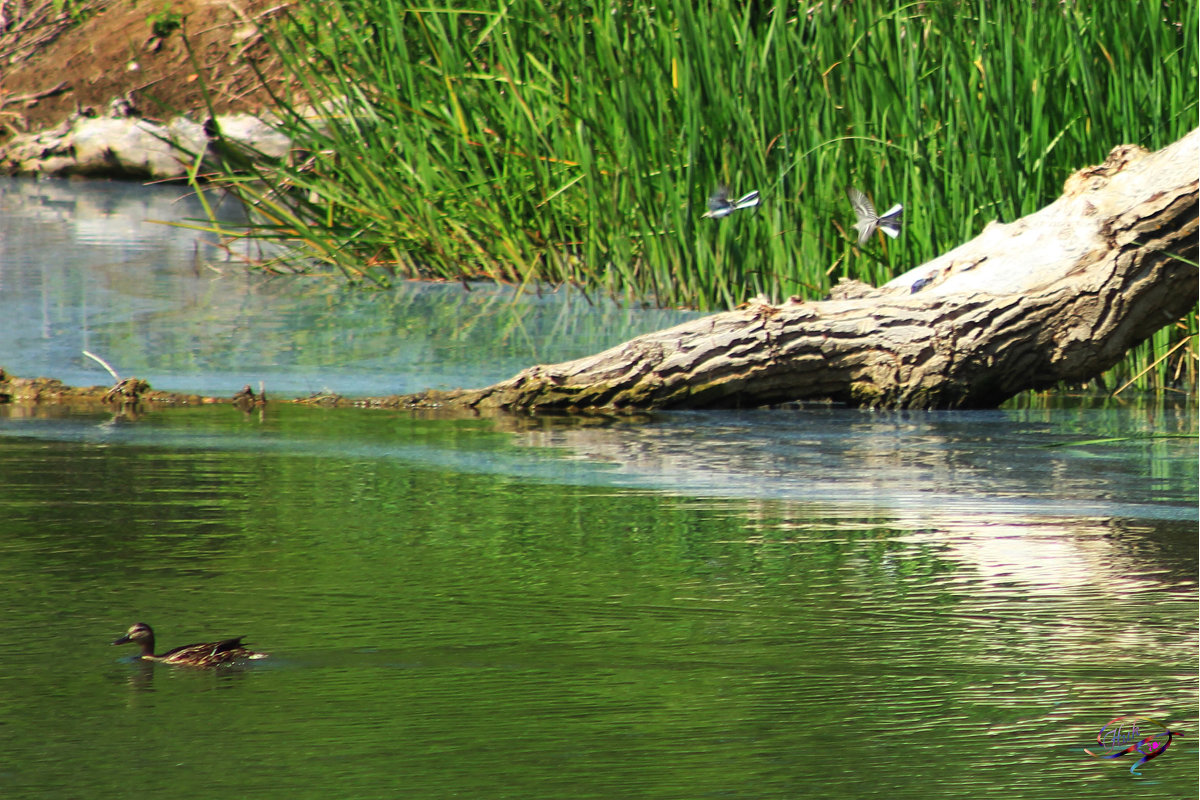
left=2, top=403, right=1195, bottom=523
left=2, top=177, right=1196, bottom=524
left=0, top=177, right=698, bottom=396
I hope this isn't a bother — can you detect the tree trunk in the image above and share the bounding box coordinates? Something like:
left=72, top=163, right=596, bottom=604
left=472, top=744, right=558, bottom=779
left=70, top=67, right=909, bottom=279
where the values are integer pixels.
left=409, top=130, right=1198, bottom=412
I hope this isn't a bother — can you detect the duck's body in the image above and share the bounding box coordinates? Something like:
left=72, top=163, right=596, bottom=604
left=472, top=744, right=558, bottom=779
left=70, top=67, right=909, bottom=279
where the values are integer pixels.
left=112, top=622, right=267, bottom=667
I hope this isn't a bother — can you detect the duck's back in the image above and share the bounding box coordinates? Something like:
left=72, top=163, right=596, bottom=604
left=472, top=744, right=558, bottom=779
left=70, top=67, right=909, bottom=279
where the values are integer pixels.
left=159, top=636, right=265, bottom=666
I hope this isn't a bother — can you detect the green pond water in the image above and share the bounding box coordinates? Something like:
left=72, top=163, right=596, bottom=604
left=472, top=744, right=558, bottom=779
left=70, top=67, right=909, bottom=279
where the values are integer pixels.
left=0, top=178, right=1197, bottom=798
left=1, top=403, right=1196, bottom=799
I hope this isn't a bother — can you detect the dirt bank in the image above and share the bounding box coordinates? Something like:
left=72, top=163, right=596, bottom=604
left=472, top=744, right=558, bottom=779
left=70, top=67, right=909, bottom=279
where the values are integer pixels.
left=1, top=0, right=290, bottom=144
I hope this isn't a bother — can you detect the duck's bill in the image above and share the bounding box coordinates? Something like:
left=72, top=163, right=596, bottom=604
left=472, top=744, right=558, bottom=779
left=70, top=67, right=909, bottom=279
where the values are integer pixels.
left=111, top=634, right=132, bottom=645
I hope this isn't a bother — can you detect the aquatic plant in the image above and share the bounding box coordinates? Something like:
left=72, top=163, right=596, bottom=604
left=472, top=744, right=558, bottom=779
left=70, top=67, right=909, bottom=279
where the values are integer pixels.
left=194, top=0, right=1198, bottom=392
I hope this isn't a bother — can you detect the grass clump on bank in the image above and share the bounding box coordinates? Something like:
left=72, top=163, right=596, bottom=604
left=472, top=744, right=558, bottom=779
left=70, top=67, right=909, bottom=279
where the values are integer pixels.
left=196, top=0, right=1198, bottom=391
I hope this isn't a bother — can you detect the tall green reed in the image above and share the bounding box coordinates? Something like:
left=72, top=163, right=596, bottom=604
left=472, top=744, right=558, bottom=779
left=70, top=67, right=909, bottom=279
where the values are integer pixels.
left=196, top=0, right=1198, bottom=388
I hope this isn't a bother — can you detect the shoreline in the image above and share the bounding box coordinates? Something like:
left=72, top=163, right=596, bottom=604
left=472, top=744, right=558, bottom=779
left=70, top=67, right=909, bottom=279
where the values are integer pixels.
left=0, top=370, right=488, bottom=416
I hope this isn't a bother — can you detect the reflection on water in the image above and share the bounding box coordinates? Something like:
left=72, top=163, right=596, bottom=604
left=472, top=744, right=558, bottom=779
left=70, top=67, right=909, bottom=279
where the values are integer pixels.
left=3, top=403, right=1191, bottom=521
left=0, top=176, right=699, bottom=397
left=512, top=406, right=1199, bottom=520
left=0, top=411, right=1195, bottom=798
left=0, top=179, right=1195, bottom=798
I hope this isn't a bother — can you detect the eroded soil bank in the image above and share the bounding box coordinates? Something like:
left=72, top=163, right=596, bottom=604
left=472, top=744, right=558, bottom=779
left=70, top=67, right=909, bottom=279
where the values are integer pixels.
left=1, top=0, right=295, bottom=176
left=2, top=0, right=287, bottom=140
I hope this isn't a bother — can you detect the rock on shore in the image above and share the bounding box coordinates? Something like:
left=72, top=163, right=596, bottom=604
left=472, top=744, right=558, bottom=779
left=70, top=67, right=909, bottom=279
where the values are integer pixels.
left=0, top=102, right=292, bottom=180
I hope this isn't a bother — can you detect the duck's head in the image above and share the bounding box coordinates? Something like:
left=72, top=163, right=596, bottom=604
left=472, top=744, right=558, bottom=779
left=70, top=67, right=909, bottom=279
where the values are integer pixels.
left=112, top=622, right=155, bottom=650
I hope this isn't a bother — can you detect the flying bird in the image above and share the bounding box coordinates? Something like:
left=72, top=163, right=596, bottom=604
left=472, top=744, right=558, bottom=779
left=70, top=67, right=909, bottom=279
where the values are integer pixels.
left=703, top=187, right=761, bottom=219
left=847, top=186, right=903, bottom=244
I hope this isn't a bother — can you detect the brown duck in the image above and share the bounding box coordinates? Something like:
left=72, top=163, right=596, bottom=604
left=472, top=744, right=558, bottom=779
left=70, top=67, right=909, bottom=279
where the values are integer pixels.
left=112, top=622, right=267, bottom=667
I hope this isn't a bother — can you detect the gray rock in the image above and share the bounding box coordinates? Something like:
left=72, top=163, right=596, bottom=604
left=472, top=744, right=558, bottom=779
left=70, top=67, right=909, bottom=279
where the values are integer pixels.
left=0, top=111, right=291, bottom=180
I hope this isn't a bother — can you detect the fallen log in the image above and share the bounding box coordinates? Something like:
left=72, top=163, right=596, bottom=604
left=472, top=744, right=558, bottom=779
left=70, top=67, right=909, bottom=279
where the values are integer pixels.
left=1, top=133, right=1193, bottom=415
left=401, top=129, right=1198, bottom=412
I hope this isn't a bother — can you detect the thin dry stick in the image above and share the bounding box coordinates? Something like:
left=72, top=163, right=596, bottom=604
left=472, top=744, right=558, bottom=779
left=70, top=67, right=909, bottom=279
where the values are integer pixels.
left=82, top=350, right=121, bottom=382
left=1111, top=337, right=1192, bottom=397
left=0, top=81, right=68, bottom=109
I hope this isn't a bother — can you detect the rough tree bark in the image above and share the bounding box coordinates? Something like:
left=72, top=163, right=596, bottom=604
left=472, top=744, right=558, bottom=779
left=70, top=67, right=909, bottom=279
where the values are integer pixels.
left=397, top=129, right=1194, bottom=413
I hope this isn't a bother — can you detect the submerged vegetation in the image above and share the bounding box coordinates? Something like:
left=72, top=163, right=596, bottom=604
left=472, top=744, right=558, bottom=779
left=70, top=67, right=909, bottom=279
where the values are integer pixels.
left=195, top=0, right=1198, bottom=391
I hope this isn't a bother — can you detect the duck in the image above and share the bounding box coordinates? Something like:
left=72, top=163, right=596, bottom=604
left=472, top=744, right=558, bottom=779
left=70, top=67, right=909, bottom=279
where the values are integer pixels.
left=111, top=622, right=267, bottom=667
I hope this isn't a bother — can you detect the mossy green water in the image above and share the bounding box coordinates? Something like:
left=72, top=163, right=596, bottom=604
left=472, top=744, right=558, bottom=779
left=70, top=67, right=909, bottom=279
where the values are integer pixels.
left=1, top=403, right=1196, bottom=796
